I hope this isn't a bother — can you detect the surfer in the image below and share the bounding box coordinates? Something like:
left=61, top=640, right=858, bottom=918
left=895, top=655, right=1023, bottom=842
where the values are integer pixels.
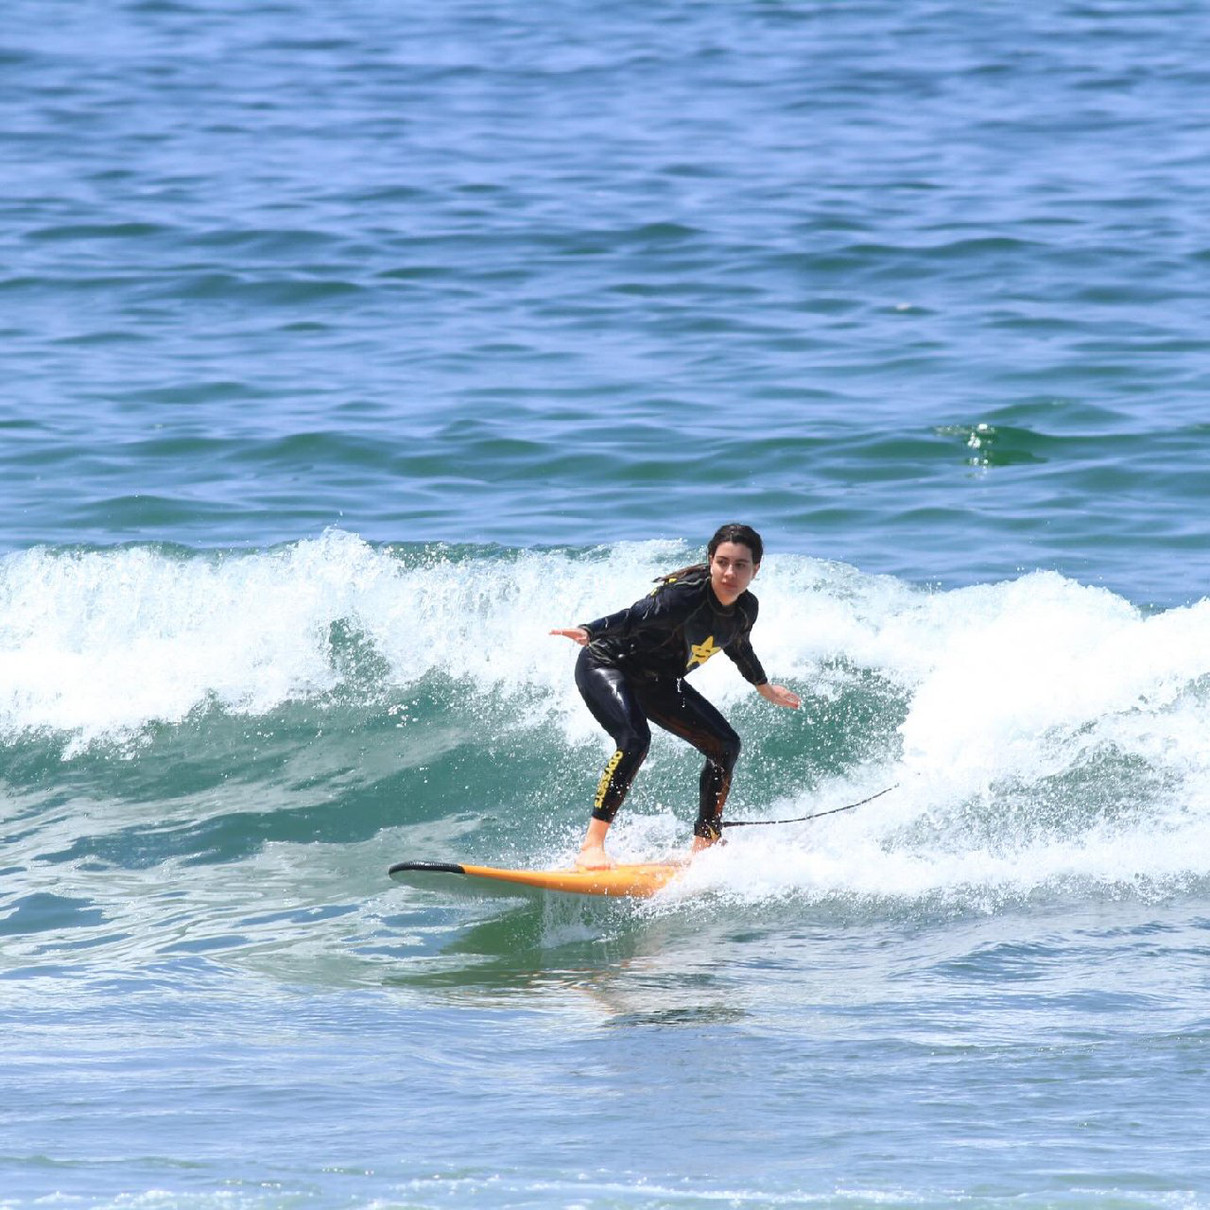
left=551, top=523, right=800, bottom=869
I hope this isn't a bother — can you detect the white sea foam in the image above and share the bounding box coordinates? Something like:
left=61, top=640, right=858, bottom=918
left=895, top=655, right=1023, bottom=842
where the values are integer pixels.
left=0, top=532, right=1202, bottom=748
left=0, top=532, right=689, bottom=748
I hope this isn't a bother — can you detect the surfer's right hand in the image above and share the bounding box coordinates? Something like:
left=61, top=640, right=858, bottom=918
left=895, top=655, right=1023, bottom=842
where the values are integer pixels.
left=550, top=627, right=590, bottom=646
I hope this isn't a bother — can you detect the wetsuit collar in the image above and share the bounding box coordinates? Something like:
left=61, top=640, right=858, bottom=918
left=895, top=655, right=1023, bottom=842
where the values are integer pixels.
left=707, top=580, right=739, bottom=612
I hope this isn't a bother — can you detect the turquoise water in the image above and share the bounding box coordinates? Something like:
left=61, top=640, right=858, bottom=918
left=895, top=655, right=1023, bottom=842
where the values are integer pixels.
left=4, top=2, right=1210, bottom=1207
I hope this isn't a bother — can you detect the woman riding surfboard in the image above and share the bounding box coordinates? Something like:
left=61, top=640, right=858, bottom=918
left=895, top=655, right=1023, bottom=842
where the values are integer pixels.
left=551, top=523, right=800, bottom=869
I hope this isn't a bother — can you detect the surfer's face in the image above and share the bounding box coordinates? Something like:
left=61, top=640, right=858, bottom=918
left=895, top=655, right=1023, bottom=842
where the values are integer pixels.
left=709, top=541, right=758, bottom=605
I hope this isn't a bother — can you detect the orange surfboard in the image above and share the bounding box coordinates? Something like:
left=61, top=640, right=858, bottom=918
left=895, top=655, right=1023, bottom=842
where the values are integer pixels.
left=388, top=860, right=684, bottom=899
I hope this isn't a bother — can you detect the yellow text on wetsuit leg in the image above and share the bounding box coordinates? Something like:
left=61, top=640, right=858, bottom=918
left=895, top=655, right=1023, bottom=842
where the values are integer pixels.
left=594, top=749, right=625, bottom=812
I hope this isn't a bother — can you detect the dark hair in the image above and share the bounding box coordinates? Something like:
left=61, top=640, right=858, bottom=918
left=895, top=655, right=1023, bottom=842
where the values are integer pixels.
left=707, top=522, right=763, bottom=565
left=658, top=523, right=764, bottom=584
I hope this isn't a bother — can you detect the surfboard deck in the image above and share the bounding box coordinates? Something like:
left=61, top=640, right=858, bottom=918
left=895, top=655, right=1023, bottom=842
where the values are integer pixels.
left=388, top=860, right=685, bottom=899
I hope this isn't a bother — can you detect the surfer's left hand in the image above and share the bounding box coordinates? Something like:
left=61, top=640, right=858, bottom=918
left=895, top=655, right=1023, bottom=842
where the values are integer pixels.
left=758, top=682, right=800, bottom=709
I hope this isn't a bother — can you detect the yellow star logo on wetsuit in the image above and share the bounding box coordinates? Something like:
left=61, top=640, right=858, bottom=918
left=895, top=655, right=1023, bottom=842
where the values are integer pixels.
left=688, top=635, right=721, bottom=668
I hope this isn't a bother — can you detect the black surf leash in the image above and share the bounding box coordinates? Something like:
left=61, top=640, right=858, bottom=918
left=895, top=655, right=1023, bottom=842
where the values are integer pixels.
left=721, top=782, right=899, bottom=830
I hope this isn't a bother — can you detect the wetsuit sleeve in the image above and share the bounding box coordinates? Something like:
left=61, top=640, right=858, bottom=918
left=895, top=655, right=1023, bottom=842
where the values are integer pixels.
left=579, top=605, right=634, bottom=639
left=579, top=580, right=697, bottom=641
left=725, top=597, right=768, bottom=686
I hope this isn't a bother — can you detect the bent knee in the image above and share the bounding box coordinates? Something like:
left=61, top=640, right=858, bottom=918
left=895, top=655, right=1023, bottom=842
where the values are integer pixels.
left=717, top=730, right=741, bottom=770
left=615, top=724, right=651, bottom=763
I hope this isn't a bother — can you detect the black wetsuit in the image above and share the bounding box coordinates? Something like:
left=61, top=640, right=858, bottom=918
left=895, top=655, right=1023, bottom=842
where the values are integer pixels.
left=575, top=567, right=768, bottom=840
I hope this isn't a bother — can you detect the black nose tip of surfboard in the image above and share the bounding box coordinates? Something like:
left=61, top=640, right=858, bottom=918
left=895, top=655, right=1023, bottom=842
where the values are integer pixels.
left=389, top=860, right=468, bottom=876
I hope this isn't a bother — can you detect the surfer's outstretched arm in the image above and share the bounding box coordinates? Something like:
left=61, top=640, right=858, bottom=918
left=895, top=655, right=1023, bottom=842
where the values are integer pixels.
left=550, top=627, right=589, bottom=645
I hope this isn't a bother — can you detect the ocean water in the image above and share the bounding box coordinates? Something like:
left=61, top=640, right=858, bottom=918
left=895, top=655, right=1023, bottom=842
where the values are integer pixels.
left=3, top=1, right=1210, bottom=1207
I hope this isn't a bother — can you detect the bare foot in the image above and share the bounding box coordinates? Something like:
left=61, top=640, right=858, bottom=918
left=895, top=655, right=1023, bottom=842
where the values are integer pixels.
left=576, top=844, right=616, bottom=870
left=689, top=834, right=727, bottom=860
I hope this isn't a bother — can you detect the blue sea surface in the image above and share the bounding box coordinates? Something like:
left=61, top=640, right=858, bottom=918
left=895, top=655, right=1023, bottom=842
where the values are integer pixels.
left=3, top=2, right=1210, bottom=1207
